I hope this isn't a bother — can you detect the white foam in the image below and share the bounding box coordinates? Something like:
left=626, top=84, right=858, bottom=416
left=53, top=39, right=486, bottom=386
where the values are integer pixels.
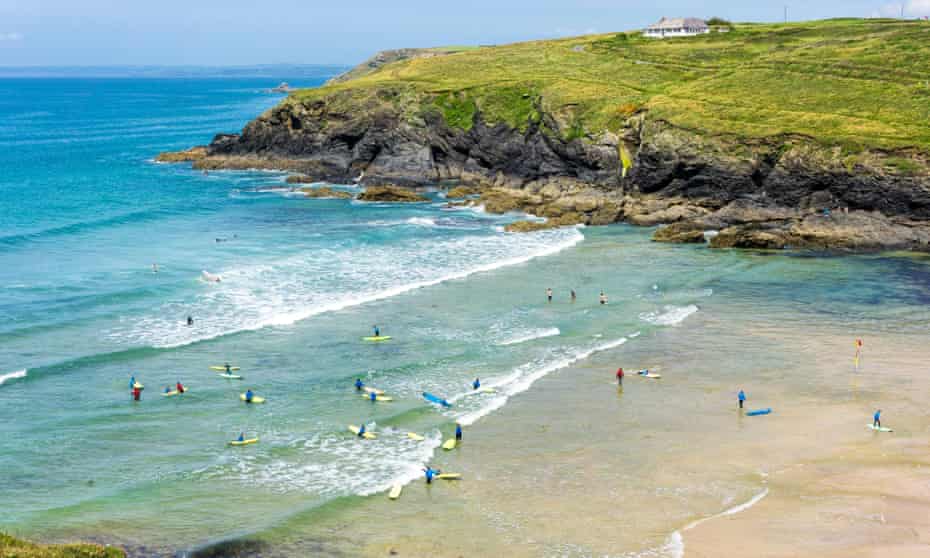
left=113, top=227, right=584, bottom=349
left=0, top=369, right=27, bottom=386
left=456, top=337, right=628, bottom=426
left=639, top=305, right=699, bottom=326
left=496, top=327, right=561, bottom=346
left=664, top=488, right=770, bottom=558
left=405, top=217, right=437, bottom=227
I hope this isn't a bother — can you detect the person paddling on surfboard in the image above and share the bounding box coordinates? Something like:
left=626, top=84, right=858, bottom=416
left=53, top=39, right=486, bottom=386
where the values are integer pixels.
left=244, top=389, right=254, bottom=403
left=164, top=386, right=172, bottom=394
left=873, top=409, right=881, bottom=428
left=473, top=378, right=481, bottom=390
left=355, top=378, right=364, bottom=391
left=616, top=368, right=624, bottom=386
left=738, top=390, right=746, bottom=409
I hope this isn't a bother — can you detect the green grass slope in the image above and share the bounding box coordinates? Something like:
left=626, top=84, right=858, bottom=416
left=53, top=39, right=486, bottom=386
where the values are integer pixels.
left=294, top=18, right=930, bottom=151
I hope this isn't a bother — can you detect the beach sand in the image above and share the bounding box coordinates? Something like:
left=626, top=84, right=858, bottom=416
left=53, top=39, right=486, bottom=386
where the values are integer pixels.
left=263, top=311, right=930, bottom=557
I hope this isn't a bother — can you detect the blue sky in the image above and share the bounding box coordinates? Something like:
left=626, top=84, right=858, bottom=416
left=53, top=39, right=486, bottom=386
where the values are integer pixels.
left=0, top=0, right=928, bottom=66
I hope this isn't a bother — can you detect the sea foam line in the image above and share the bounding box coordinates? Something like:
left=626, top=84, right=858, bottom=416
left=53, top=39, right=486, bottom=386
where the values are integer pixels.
left=0, top=369, right=27, bottom=386
left=664, top=488, right=770, bottom=558
left=455, top=336, right=628, bottom=426
left=153, top=228, right=584, bottom=349
left=497, top=327, right=561, bottom=346
left=640, top=305, right=699, bottom=326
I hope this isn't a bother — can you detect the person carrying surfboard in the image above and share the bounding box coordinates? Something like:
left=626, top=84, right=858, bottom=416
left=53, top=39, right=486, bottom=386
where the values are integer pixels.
left=738, top=390, right=746, bottom=409
left=873, top=409, right=881, bottom=428
left=355, top=378, right=364, bottom=391
left=473, top=378, right=481, bottom=390
left=616, top=368, right=624, bottom=386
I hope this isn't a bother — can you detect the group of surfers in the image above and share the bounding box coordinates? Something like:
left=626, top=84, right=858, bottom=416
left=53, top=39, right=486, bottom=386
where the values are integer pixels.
left=546, top=287, right=607, bottom=305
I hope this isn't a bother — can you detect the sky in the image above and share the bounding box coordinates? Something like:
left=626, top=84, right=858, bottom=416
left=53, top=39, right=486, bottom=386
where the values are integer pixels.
left=1, top=0, right=929, bottom=67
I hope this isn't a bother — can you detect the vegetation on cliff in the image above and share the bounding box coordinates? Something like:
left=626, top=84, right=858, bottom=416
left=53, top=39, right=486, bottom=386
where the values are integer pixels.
left=0, top=533, right=124, bottom=558
left=291, top=18, right=930, bottom=153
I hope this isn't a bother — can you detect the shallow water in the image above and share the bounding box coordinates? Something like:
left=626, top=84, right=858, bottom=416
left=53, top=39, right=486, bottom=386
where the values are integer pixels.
left=2, top=76, right=930, bottom=556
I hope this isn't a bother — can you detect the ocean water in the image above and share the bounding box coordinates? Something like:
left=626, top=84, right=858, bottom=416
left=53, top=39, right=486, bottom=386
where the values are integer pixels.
left=2, top=75, right=930, bottom=556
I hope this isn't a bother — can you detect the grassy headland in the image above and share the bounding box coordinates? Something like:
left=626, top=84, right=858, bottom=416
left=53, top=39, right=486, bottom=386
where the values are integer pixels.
left=0, top=534, right=124, bottom=558
left=297, top=18, right=930, bottom=152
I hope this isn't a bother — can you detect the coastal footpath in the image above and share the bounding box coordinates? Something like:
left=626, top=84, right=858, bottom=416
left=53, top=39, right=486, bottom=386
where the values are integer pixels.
left=161, top=18, right=930, bottom=251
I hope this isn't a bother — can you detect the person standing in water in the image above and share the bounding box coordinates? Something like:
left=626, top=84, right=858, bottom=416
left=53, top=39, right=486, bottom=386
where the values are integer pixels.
left=176, top=381, right=185, bottom=394
left=616, top=367, right=624, bottom=386
left=187, top=316, right=194, bottom=326
left=873, top=409, right=882, bottom=428
left=373, top=325, right=380, bottom=338
left=224, top=363, right=232, bottom=374
left=237, top=432, right=245, bottom=442
left=152, top=263, right=158, bottom=273
left=132, top=386, right=141, bottom=401
left=423, top=466, right=440, bottom=484
left=355, top=378, right=365, bottom=391
left=738, top=389, right=746, bottom=409
left=599, top=291, right=608, bottom=305
left=369, top=391, right=377, bottom=402
left=571, top=289, right=576, bottom=303
left=455, top=423, right=463, bottom=441
left=129, top=376, right=137, bottom=390
left=546, top=288, right=553, bottom=303
left=357, top=424, right=366, bottom=438
left=244, top=389, right=254, bottom=403
left=473, top=378, right=481, bottom=390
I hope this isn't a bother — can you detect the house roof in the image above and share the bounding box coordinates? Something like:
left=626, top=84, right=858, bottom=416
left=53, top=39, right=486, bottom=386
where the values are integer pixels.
left=647, top=17, right=708, bottom=30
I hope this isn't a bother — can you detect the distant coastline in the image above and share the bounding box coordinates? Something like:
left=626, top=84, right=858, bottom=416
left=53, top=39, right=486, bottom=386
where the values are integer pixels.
left=0, top=64, right=349, bottom=79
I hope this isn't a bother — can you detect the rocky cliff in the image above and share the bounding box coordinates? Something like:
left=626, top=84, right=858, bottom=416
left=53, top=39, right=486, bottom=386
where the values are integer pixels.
left=159, top=20, right=930, bottom=252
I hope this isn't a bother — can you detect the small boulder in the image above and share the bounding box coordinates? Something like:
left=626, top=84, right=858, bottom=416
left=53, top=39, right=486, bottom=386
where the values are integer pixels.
left=446, top=185, right=479, bottom=198
left=653, top=222, right=708, bottom=244
left=300, top=186, right=353, bottom=199
left=357, top=185, right=429, bottom=203
left=286, top=175, right=316, bottom=184
left=155, top=146, right=207, bottom=163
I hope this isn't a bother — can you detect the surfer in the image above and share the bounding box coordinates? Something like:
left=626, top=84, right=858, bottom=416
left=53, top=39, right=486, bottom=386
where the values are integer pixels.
left=423, top=466, right=441, bottom=484
left=224, top=363, right=232, bottom=374
left=176, top=381, right=185, bottom=394
left=546, top=288, right=553, bottom=302
left=738, top=389, right=746, bottom=409
left=164, top=386, right=172, bottom=394
left=455, top=423, right=463, bottom=441
left=473, top=378, right=481, bottom=390
left=187, top=316, right=194, bottom=326
left=616, top=367, right=624, bottom=386
left=873, top=409, right=881, bottom=428
left=599, top=291, right=608, bottom=305
left=132, top=386, right=141, bottom=401
left=129, top=376, right=137, bottom=390
left=244, top=389, right=254, bottom=403
left=373, top=325, right=380, bottom=337
left=369, top=391, right=377, bottom=402
left=355, top=378, right=364, bottom=391
left=357, top=424, right=366, bottom=438
left=855, top=338, right=863, bottom=368
left=152, top=263, right=158, bottom=273
left=237, top=432, right=245, bottom=442
left=571, top=289, right=576, bottom=303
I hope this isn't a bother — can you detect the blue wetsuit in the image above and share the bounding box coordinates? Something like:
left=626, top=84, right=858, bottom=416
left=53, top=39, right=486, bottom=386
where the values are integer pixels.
left=738, top=390, right=746, bottom=409
left=873, top=411, right=881, bottom=427
left=355, top=379, right=364, bottom=391
left=370, top=392, right=377, bottom=402
left=424, top=467, right=437, bottom=484
left=358, top=425, right=366, bottom=437
left=238, top=433, right=244, bottom=442
left=473, top=379, right=480, bottom=390
left=455, top=424, right=462, bottom=441
left=129, top=377, right=136, bottom=389
left=245, top=390, right=253, bottom=403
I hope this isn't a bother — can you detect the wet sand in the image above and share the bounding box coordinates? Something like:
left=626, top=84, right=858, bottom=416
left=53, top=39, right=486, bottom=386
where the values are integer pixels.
left=257, top=312, right=930, bottom=557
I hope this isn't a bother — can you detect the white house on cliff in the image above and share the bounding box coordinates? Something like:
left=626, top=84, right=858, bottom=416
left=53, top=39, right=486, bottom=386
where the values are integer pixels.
left=643, top=17, right=710, bottom=38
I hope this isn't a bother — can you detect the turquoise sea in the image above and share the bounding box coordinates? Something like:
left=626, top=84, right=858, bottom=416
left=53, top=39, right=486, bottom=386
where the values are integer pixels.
left=2, top=72, right=930, bottom=556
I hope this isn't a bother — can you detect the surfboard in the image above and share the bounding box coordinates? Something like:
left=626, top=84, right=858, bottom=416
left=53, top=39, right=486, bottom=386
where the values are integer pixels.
left=867, top=424, right=893, bottom=432
left=363, top=386, right=385, bottom=395
left=132, top=383, right=144, bottom=390
left=436, top=473, right=461, bottom=480
left=229, top=438, right=259, bottom=446
left=423, top=392, right=452, bottom=407
left=210, top=366, right=240, bottom=371
left=442, top=438, right=457, bottom=450
left=362, top=394, right=394, bottom=402
left=161, top=389, right=188, bottom=397
left=746, top=408, right=772, bottom=416
left=240, top=393, right=265, bottom=404
left=477, top=387, right=496, bottom=394
left=348, top=425, right=377, bottom=439
left=389, top=483, right=403, bottom=500
left=363, top=336, right=392, bottom=342
left=407, top=432, right=425, bottom=442
left=217, top=373, right=243, bottom=380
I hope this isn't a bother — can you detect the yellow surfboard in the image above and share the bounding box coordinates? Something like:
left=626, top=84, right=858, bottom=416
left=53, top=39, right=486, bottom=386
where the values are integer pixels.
left=229, top=438, right=259, bottom=446
left=407, top=432, right=425, bottom=442
left=442, top=438, right=457, bottom=450
left=211, top=366, right=240, bottom=371
left=348, top=425, right=377, bottom=439
left=436, top=473, right=461, bottom=480
left=388, top=483, right=403, bottom=500
left=361, top=394, right=393, bottom=402
left=240, top=393, right=265, bottom=404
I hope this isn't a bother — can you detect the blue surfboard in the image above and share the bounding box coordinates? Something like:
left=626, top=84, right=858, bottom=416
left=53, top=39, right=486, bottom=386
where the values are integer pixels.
left=423, top=392, right=451, bottom=408
left=746, top=408, right=772, bottom=416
